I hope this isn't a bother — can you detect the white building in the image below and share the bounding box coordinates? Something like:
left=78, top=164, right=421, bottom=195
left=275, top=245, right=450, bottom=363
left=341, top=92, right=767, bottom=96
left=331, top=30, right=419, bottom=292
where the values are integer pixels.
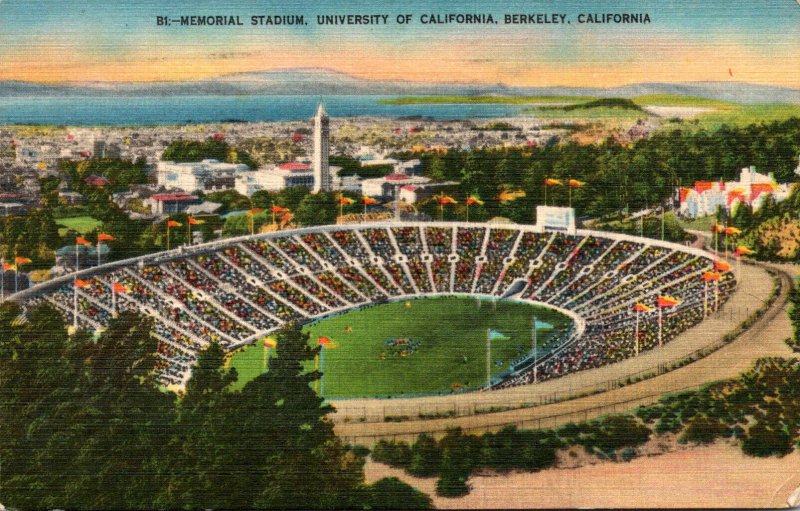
left=362, top=173, right=431, bottom=200
left=156, top=159, right=248, bottom=193
left=678, top=166, right=792, bottom=218
left=312, top=102, right=332, bottom=193
left=234, top=163, right=358, bottom=197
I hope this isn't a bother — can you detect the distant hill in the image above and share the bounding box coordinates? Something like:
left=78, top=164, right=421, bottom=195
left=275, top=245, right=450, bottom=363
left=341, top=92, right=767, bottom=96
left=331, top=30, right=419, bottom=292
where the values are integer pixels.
left=2, top=68, right=799, bottom=104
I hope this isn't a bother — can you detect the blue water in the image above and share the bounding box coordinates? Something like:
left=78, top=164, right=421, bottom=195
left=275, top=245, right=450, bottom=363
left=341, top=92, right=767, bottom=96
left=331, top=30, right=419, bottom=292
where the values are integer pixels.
left=0, top=95, right=526, bottom=126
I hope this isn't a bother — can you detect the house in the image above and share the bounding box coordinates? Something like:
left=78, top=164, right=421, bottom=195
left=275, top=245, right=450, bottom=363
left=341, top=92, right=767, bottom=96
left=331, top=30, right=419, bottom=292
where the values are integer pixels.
left=146, top=193, right=199, bottom=214
left=678, top=166, right=792, bottom=218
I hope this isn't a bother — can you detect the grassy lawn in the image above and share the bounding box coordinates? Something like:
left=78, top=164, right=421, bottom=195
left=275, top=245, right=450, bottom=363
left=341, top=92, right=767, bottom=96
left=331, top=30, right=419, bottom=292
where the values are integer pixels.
left=378, top=95, right=594, bottom=105
left=678, top=215, right=716, bottom=232
left=691, top=104, right=800, bottom=129
left=227, top=297, right=573, bottom=398
left=632, top=94, right=736, bottom=108
left=56, top=216, right=102, bottom=236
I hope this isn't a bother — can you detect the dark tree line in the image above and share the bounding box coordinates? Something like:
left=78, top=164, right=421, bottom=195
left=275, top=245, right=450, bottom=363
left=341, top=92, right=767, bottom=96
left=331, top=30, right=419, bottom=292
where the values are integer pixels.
left=0, top=304, right=431, bottom=509
left=395, top=118, right=800, bottom=223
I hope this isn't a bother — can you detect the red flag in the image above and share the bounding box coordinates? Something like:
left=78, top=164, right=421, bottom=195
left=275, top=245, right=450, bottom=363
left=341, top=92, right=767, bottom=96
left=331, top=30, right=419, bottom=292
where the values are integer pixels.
left=74, top=279, right=90, bottom=288
left=187, top=217, right=205, bottom=225
left=633, top=303, right=653, bottom=313
left=362, top=197, right=378, bottom=205
left=318, top=336, right=335, bottom=347
left=702, top=271, right=721, bottom=282
left=263, top=338, right=277, bottom=348
left=544, top=178, right=563, bottom=186
left=656, top=296, right=681, bottom=308
left=271, top=205, right=289, bottom=213
left=3, top=263, right=16, bottom=271
left=76, top=237, right=92, bottom=247
left=735, top=245, right=754, bottom=256
left=466, top=196, right=484, bottom=206
left=167, top=220, right=182, bottom=228
left=97, top=233, right=116, bottom=241
left=338, top=197, right=355, bottom=205
left=724, top=226, right=741, bottom=236
left=714, top=260, right=732, bottom=272
left=249, top=207, right=264, bottom=215
left=437, top=196, right=457, bottom=205
left=112, top=282, right=128, bottom=293
left=567, top=179, right=586, bottom=187
left=14, top=257, right=32, bottom=265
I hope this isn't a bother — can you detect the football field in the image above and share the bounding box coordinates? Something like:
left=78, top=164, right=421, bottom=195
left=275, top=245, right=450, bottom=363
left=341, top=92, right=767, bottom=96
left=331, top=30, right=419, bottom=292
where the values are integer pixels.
left=228, top=297, right=573, bottom=398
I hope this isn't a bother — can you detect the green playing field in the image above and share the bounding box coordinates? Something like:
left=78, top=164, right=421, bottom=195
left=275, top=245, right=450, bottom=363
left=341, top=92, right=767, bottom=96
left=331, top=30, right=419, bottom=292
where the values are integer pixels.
left=227, top=296, right=573, bottom=398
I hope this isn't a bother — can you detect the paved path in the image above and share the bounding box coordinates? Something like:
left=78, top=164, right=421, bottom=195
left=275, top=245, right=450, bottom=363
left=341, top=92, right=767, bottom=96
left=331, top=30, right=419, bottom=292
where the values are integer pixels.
left=334, top=261, right=797, bottom=445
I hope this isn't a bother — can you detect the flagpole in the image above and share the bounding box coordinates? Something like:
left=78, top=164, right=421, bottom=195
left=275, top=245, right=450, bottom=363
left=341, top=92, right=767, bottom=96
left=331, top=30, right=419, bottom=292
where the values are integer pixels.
left=315, top=353, right=320, bottom=393
left=486, top=329, right=491, bottom=389
left=1, top=255, right=4, bottom=302
left=73, top=280, right=78, bottom=328
left=15, top=248, right=19, bottom=294
left=97, top=240, right=101, bottom=266
left=634, top=311, right=640, bottom=356
left=263, top=342, right=268, bottom=372
left=112, top=283, right=117, bottom=316
left=320, top=346, right=326, bottom=398
left=166, top=223, right=170, bottom=251
left=532, top=315, right=538, bottom=383
left=704, top=281, right=709, bottom=317
left=658, top=306, right=663, bottom=347
left=466, top=203, right=469, bottom=222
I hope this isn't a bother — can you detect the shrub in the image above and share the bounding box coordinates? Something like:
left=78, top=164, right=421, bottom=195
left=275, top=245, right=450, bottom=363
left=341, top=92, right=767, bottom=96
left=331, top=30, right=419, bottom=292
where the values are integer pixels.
left=364, top=477, right=433, bottom=509
left=742, top=422, right=794, bottom=457
left=408, top=434, right=441, bottom=477
left=620, top=447, right=637, bottom=462
left=371, top=440, right=412, bottom=468
left=679, top=416, right=729, bottom=444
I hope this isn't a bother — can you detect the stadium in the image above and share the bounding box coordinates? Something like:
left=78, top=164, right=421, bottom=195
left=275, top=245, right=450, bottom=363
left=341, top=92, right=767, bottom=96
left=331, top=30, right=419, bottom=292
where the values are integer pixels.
left=10, top=219, right=737, bottom=404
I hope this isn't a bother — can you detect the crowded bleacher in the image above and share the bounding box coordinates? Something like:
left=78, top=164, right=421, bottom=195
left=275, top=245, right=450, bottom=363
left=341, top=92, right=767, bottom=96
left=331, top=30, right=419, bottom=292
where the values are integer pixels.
left=17, top=223, right=737, bottom=388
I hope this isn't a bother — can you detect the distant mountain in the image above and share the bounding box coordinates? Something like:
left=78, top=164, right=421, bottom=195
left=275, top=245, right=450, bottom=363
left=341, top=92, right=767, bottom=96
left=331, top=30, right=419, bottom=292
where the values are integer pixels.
left=2, top=68, right=798, bottom=104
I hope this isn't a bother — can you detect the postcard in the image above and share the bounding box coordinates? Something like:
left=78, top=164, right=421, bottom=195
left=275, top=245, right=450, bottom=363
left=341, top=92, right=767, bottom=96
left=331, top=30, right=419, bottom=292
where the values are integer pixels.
left=0, top=1, right=799, bottom=509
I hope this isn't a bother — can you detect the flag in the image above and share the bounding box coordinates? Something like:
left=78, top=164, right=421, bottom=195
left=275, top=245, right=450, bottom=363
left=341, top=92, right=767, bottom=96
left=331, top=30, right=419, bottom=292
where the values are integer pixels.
left=112, top=282, right=128, bottom=293
left=735, top=245, right=754, bottom=256
left=338, top=197, right=355, bottom=205
left=702, top=271, right=721, bottom=282
left=466, top=196, right=484, bottom=206
left=263, top=338, right=278, bottom=349
left=724, top=226, right=741, bottom=235
left=318, top=336, right=336, bottom=348
left=487, top=329, right=510, bottom=341
left=712, top=223, right=726, bottom=233
left=544, top=178, right=563, bottom=186
left=167, top=220, right=182, bottom=228
left=714, top=260, right=732, bottom=272
left=271, top=205, right=289, bottom=213
left=567, top=179, right=586, bottom=187
left=14, top=257, right=32, bottom=264
left=2, top=263, right=15, bottom=271
left=438, top=196, right=457, bottom=205
left=76, top=237, right=92, bottom=246
left=362, top=197, right=379, bottom=205
left=656, top=296, right=681, bottom=308
left=633, top=303, right=653, bottom=313
left=497, top=189, right=526, bottom=202
left=187, top=217, right=205, bottom=225
left=97, top=233, right=116, bottom=241
left=249, top=207, right=264, bottom=215
left=74, top=279, right=90, bottom=288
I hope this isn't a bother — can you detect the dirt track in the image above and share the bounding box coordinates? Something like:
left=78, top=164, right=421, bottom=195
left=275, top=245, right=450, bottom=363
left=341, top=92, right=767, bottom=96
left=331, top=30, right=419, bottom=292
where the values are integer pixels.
left=333, top=262, right=797, bottom=445
left=364, top=441, right=800, bottom=509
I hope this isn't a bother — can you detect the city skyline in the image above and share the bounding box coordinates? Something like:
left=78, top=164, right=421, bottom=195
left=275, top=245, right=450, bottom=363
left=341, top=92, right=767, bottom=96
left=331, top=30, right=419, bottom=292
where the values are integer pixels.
left=0, top=0, right=798, bottom=88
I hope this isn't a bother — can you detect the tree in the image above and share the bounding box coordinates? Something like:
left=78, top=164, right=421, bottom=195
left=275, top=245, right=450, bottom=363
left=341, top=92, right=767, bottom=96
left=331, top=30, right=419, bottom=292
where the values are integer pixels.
left=364, top=477, right=433, bottom=509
